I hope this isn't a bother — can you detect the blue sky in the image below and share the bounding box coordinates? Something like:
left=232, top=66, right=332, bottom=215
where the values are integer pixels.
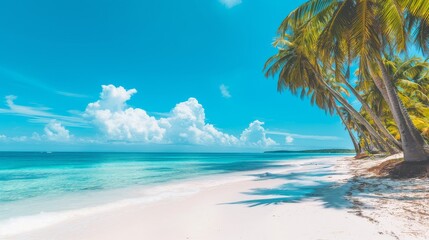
left=0, top=0, right=353, bottom=151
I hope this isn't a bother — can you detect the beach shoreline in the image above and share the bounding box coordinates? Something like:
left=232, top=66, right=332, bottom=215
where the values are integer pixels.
left=3, top=155, right=428, bottom=240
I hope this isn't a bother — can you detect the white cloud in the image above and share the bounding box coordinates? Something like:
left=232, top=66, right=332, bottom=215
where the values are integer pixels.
left=159, top=98, right=239, bottom=145
left=0, top=123, right=71, bottom=143
left=0, top=95, right=87, bottom=127
left=31, top=132, right=42, bottom=141
left=44, top=120, right=71, bottom=141
left=3, top=84, right=335, bottom=149
left=220, top=0, right=242, bottom=8
left=220, top=84, right=231, bottom=98
left=84, top=85, right=165, bottom=142
left=11, top=136, right=29, bottom=142
left=84, top=85, right=277, bottom=147
left=0, top=134, right=34, bottom=142
left=285, top=136, right=294, bottom=144
left=0, top=133, right=91, bottom=145
left=240, top=120, right=277, bottom=146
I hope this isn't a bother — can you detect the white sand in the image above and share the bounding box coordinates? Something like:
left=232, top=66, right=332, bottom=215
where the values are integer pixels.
left=5, top=156, right=427, bottom=240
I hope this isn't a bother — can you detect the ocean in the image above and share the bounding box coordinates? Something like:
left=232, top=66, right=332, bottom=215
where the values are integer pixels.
left=0, top=152, right=350, bottom=236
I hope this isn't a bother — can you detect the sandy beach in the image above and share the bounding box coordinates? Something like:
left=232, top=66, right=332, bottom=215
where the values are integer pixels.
left=2, top=0, right=429, bottom=239
left=3, top=155, right=429, bottom=240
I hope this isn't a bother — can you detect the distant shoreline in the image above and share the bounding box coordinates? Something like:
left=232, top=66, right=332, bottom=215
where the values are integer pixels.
left=264, top=149, right=355, bottom=154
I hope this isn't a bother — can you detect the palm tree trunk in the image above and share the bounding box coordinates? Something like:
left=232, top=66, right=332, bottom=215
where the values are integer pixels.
left=335, top=104, right=360, bottom=154
left=368, top=63, right=425, bottom=145
left=351, top=120, right=372, bottom=153
left=356, top=124, right=381, bottom=153
left=309, top=63, right=398, bottom=154
left=341, top=79, right=402, bottom=149
left=370, top=135, right=385, bottom=153
left=361, top=136, right=371, bottom=153
left=318, top=76, right=398, bottom=154
left=376, top=60, right=429, bottom=162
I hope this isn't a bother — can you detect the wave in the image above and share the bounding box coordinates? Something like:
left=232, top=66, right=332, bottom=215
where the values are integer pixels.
left=0, top=156, right=339, bottom=238
left=0, top=172, right=257, bottom=238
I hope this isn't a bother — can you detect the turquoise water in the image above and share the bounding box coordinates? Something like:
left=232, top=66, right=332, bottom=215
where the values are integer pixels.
left=0, top=152, right=349, bottom=224
left=0, top=152, right=345, bottom=202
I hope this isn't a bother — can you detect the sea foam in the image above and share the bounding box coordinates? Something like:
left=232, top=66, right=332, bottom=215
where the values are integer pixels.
left=0, top=172, right=257, bottom=237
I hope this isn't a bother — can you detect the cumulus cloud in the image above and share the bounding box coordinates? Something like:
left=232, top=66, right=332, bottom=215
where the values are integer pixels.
left=0, top=83, right=343, bottom=148
left=84, top=85, right=165, bottom=142
left=219, top=0, right=242, bottom=8
left=4, top=135, right=37, bottom=142
left=44, top=120, right=71, bottom=141
left=159, top=98, right=238, bottom=145
left=285, top=136, right=294, bottom=144
left=0, top=122, right=71, bottom=143
left=240, top=120, right=277, bottom=146
left=220, top=84, right=231, bottom=98
left=84, top=85, right=275, bottom=147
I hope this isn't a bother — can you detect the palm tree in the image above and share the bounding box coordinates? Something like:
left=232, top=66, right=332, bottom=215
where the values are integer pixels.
left=336, top=67, right=402, bottom=149
left=339, top=105, right=381, bottom=153
left=381, top=56, right=429, bottom=141
left=335, top=105, right=361, bottom=154
left=264, top=31, right=398, bottom=154
left=404, top=0, right=429, bottom=54
left=356, top=56, right=429, bottom=146
left=274, top=0, right=429, bottom=162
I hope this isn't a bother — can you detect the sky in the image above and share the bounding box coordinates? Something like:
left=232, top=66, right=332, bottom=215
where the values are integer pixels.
left=0, top=0, right=353, bottom=152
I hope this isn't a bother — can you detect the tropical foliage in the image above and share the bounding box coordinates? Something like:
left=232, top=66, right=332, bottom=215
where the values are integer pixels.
left=265, top=0, right=429, bottom=162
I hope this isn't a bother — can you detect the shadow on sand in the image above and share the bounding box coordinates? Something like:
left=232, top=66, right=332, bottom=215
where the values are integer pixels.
left=225, top=161, right=426, bottom=209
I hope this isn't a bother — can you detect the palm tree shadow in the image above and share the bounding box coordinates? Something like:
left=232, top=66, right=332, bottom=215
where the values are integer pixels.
left=225, top=164, right=428, bottom=209
left=226, top=164, right=354, bottom=208
left=228, top=179, right=354, bottom=208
